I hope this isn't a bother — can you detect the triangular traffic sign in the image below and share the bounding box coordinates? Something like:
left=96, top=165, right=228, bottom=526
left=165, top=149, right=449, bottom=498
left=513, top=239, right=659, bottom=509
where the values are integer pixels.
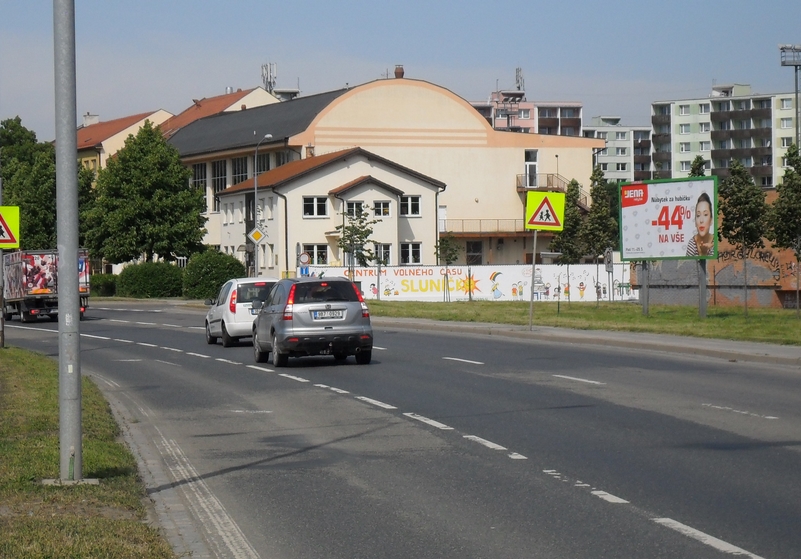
left=0, top=212, right=18, bottom=245
left=527, top=197, right=562, bottom=228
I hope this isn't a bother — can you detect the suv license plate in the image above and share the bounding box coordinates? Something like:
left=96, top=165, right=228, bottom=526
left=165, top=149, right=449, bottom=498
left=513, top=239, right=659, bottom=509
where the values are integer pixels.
left=314, top=310, right=343, bottom=319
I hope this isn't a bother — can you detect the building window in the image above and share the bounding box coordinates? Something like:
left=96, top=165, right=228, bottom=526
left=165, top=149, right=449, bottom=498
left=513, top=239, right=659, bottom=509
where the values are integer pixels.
left=679, top=105, right=690, bottom=115
left=375, top=243, right=391, bottom=265
left=231, top=156, right=247, bottom=185
left=374, top=201, right=390, bottom=217
left=715, top=101, right=730, bottom=111
left=303, top=197, right=327, bottom=217
left=699, top=103, right=710, bottom=114
left=699, top=122, right=710, bottom=133
left=601, top=163, right=608, bottom=171
left=782, top=157, right=790, bottom=167
left=735, top=100, right=749, bottom=111
left=616, top=163, right=627, bottom=171
left=740, top=157, right=752, bottom=167
left=211, top=160, right=226, bottom=212
left=616, top=147, right=627, bottom=156
left=519, top=109, right=530, bottom=119
left=597, top=131, right=608, bottom=139
left=736, top=138, right=751, bottom=149
left=192, top=163, right=207, bottom=211
left=679, top=123, right=690, bottom=134
left=680, top=161, right=691, bottom=171
left=680, top=142, right=690, bottom=153
left=758, top=118, right=771, bottom=128
left=782, top=98, right=793, bottom=109
left=399, top=195, right=421, bottom=216
left=736, top=120, right=751, bottom=130
left=761, top=176, right=773, bottom=187
left=400, top=243, right=421, bottom=264
left=539, top=108, right=555, bottom=118
left=755, top=99, right=771, bottom=109
left=700, top=141, right=711, bottom=151
left=256, top=152, right=270, bottom=175
left=654, top=105, right=670, bottom=116
left=466, top=241, right=482, bottom=265
left=562, top=127, right=576, bottom=136
left=346, top=201, right=363, bottom=217
left=303, top=244, right=328, bottom=265
left=717, top=159, right=730, bottom=168
left=616, top=131, right=627, bottom=140
left=781, top=118, right=793, bottom=129
left=782, top=137, right=794, bottom=147
left=561, top=108, right=576, bottom=118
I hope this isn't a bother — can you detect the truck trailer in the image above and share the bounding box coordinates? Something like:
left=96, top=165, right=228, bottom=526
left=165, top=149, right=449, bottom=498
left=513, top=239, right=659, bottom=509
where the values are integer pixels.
left=3, top=250, right=90, bottom=322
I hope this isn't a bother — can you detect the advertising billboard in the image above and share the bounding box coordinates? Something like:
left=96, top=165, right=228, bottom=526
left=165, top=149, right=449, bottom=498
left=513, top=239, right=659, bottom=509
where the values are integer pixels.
left=619, top=177, right=718, bottom=261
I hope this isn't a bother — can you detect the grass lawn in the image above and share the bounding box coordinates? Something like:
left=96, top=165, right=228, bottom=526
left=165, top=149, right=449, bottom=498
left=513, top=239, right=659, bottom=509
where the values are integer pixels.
left=0, top=347, right=175, bottom=559
left=368, top=300, right=801, bottom=346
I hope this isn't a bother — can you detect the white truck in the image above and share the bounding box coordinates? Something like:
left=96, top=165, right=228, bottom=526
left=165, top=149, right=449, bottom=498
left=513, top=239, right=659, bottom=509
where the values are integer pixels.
left=2, top=250, right=90, bottom=322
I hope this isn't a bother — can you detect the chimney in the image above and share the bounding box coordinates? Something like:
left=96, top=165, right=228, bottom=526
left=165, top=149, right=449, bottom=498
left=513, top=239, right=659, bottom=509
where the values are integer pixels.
left=225, top=86, right=233, bottom=94
left=394, top=65, right=404, bottom=79
left=241, top=104, right=246, bottom=110
left=83, top=112, right=100, bottom=126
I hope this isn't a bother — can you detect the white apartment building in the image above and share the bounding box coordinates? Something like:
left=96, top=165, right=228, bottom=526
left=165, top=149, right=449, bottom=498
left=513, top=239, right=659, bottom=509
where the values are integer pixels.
left=651, top=84, right=798, bottom=188
left=582, top=116, right=652, bottom=183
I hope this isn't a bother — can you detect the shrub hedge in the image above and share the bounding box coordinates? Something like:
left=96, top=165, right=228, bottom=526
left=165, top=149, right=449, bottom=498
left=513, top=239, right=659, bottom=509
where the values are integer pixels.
left=116, top=262, right=183, bottom=298
left=89, top=273, right=117, bottom=297
left=182, top=251, right=247, bottom=300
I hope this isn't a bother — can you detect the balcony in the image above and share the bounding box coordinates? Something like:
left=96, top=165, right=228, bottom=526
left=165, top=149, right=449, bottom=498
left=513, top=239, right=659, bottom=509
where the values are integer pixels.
left=633, top=154, right=652, bottom=164
left=653, top=170, right=673, bottom=179
left=651, top=114, right=670, bottom=126
left=652, top=133, right=671, bottom=144
left=711, top=130, right=733, bottom=141
left=711, top=149, right=732, bottom=161
left=730, top=129, right=754, bottom=140
left=750, top=165, right=773, bottom=177
left=441, top=219, right=525, bottom=234
left=652, top=151, right=672, bottom=162
left=751, top=128, right=772, bottom=139
left=711, top=168, right=730, bottom=179
left=751, top=108, right=771, bottom=120
left=633, top=139, right=651, bottom=149
left=711, top=110, right=735, bottom=121
left=538, top=117, right=559, bottom=128
left=560, top=117, right=582, bottom=130
left=752, top=146, right=772, bottom=157
left=633, top=170, right=652, bottom=181
left=516, top=173, right=590, bottom=208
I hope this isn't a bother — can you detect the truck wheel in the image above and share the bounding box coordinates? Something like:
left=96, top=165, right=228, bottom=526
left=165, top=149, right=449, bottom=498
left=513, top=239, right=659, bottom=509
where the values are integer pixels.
left=3, top=310, right=12, bottom=322
left=20, top=311, right=34, bottom=323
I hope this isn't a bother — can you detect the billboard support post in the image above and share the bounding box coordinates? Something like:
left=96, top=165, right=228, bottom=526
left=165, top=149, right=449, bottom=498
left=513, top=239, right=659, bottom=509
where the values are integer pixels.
left=699, top=260, right=707, bottom=318
left=642, top=261, right=650, bottom=316
left=528, top=229, right=537, bottom=331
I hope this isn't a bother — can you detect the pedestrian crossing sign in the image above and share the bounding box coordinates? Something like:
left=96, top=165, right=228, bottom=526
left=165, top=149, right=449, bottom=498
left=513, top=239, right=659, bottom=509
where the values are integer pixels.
left=0, top=206, right=20, bottom=248
left=525, top=192, right=565, bottom=231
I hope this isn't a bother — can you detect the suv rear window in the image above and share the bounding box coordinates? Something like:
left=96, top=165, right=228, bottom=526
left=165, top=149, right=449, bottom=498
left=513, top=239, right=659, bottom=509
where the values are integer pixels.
left=237, top=282, right=276, bottom=304
left=294, top=281, right=359, bottom=303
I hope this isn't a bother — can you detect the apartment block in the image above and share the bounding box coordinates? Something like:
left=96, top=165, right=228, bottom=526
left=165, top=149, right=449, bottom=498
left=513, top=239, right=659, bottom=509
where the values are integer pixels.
left=582, top=116, right=652, bottom=183
left=651, top=84, right=798, bottom=188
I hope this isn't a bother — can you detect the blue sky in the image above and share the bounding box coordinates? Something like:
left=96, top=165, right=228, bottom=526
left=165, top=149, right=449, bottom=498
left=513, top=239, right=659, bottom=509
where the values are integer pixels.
left=1, top=0, right=799, bottom=141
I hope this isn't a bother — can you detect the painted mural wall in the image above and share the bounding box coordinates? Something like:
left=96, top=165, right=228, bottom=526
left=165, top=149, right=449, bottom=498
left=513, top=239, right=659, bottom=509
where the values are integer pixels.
left=306, top=264, right=639, bottom=303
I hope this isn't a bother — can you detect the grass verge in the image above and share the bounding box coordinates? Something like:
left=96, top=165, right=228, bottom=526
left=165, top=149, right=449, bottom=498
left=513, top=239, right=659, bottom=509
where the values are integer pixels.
left=368, top=300, right=801, bottom=346
left=0, top=347, right=175, bottom=559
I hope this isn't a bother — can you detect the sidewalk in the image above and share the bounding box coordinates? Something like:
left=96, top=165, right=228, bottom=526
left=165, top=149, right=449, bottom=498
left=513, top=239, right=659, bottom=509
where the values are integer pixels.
left=370, top=316, right=801, bottom=367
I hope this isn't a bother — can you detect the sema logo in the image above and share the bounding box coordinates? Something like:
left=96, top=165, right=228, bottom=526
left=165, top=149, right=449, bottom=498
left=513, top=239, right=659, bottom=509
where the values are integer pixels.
left=621, top=184, right=647, bottom=207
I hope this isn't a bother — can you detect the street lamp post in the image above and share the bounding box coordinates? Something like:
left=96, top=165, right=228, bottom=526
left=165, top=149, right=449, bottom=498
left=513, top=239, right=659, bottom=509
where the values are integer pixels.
left=555, top=154, right=559, bottom=188
left=253, top=133, right=272, bottom=276
left=780, top=44, right=801, bottom=148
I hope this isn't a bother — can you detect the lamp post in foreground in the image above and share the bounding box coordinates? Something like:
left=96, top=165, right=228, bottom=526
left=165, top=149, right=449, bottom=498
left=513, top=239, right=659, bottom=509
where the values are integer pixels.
left=253, top=133, right=272, bottom=275
left=780, top=44, right=801, bottom=148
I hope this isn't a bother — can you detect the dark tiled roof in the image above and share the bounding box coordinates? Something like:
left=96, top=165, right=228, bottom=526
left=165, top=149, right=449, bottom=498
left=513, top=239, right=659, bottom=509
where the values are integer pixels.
left=168, top=89, right=349, bottom=157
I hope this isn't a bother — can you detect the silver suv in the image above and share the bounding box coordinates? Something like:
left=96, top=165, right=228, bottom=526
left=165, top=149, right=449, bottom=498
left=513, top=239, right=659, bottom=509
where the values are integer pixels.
left=205, top=277, right=279, bottom=347
left=252, top=277, right=373, bottom=366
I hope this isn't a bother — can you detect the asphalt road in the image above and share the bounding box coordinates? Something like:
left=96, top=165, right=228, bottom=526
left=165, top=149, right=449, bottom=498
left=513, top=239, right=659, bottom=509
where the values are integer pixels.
left=6, top=300, right=801, bottom=559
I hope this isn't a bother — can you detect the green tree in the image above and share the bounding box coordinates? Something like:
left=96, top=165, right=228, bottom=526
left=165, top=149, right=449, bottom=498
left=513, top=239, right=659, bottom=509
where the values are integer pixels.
left=581, top=165, right=618, bottom=293
left=3, top=150, right=57, bottom=249
left=0, top=117, right=47, bottom=172
left=336, top=204, right=380, bottom=278
left=718, top=159, right=768, bottom=316
left=85, top=121, right=206, bottom=263
left=689, top=155, right=707, bottom=177
left=767, top=143, right=801, bottom=315
left=434, top=233, right=463, bottom=302
left=551, top=179, right=586, bottom=303
left=78, top=165, right=96, bottom=248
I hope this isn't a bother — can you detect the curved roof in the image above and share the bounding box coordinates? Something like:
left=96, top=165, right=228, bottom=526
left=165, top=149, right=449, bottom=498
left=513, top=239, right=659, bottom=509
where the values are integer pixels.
left=168, top=89, right=348, bottom=157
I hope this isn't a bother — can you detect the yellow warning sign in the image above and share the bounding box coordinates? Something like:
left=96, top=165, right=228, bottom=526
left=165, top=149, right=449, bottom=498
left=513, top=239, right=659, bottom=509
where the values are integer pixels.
left=0, top=206, right=20, bottom=248
left=525, top=192, right=565, bottom=231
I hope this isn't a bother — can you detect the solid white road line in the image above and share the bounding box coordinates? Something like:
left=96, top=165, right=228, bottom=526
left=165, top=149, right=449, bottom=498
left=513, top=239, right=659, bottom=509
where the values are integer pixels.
left=355, top=396, right=397, bottom=409
left=403, top=413, right=453, bottom=430
left=443, top=357, right=484, bottom=365
left=246, top=365, right=273, bottom=373
left=215, top=358, right=242, bottom=365
left=137, top=342, right=158, bottom=347
left=114, top=339, right=134, bottom=343
left=653, top=518, right=765, bottom=558
left=552, top=374, right=606, bottom=385
left=591, top=490, right=629, bottom=504
left=185, top=352, right=210, bottom=358
left=82, top=334, right=110, bottom=340
left=161, top=347, right=183, bottom=352
left=463, top=434, right=506, bottom=450
left=154, top=428, right=259, bottom=559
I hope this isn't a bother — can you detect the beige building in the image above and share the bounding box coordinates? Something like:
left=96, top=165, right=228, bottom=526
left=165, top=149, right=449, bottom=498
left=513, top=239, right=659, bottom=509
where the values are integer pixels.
left=170, top=69, right=603, bottom=274
left=77, top=109, right=172, bottom=171
left=217, top=148, right=445, bottom=273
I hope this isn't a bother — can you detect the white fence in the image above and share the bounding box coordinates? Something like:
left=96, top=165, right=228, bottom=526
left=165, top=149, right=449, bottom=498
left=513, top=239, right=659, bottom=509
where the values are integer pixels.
left=305, top=263, right=639, bottom=303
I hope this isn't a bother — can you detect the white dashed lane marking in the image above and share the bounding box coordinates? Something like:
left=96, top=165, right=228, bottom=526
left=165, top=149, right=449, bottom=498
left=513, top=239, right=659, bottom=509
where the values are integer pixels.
left=404, top=413, right=453, bottom=430
left=443, top=357, right=484, bottom=365
left=552, top=374, right=606, bottom=385
left=653, top=518, right=766, bottom=558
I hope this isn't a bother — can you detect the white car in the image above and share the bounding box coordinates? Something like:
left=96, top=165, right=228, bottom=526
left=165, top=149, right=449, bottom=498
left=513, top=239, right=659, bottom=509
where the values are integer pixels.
left=205, top=277, right=278, bottom=347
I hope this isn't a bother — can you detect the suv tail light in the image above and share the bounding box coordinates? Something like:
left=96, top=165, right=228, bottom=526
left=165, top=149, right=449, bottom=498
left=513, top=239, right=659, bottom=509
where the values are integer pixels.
left=229, top=289, right=237, bottom=313
left=282, top=284, right=297, bottom=320
left=351, top=283, right=370, bottom=318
